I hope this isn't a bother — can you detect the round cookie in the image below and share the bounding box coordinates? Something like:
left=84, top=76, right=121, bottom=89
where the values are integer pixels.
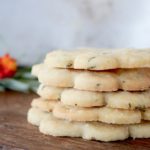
left=44, top=49, right=150, bottom=70
left=28, top=107, right=150, bottom=141
left=129, top=122, right=150, bottom=139
left=82, top=122, right=129, bottom=142
left=39, top=113, right=129, bottom=142
left=118, top=69, right=150, bottom=91
left=40, top=113, right=82, bottom=138
left=38, top=67, right=150, bottom=91
left=31, top=64, right=44, bottom=77
left=74, top=71, right=119, bottom=92
left=37, top=85, right=150, bottom=109
left=75, top=68, right=150, bottom=91
left=61, top=88, right=105, bottom=107
left=53, top=103, right=141, bottom=124
left=44, top=50, right=77, bottom=69
left=31, top=98, right=58, bottom=112
left=27, top=107, right=49, bottom=126
left=105, top=90, right=150, bottom=109
left=142, top=108, right=150, bottom=121
left=37, top=84, right=63, bottom=100
left=38, top=68, right=77, bottom=88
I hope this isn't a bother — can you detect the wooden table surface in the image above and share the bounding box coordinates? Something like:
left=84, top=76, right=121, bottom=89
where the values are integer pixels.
left=0, top=91, right=150, bottom=150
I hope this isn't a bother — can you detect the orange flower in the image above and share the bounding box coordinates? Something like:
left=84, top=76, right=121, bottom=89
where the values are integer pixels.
left=0, top=54, right=17, bottom=79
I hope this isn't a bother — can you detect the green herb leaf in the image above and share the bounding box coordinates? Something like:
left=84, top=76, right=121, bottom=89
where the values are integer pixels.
left=0, top=66, right=39, bottom=93
left=0, top=79, right=30, bottom=92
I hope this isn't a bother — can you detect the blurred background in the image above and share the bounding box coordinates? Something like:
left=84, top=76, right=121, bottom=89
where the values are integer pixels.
left=0, top=0, right=150, bottom=65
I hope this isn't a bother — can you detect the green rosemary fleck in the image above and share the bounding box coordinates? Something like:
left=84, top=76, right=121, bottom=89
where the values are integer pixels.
left=128, top=103, right=132, bottom=109
left=96, top=83, right=101, bottom=87
left=88, top=66, right=96, bottom=69
left=88, top=56, right=96, bottom=62
left=67, top=63, right=73, bottom=68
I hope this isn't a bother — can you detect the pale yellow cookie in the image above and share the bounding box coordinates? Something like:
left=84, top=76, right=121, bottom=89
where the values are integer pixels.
left=61, top=88, right=105, bottom=107
left=27, top=107, right=49, bottom=126
left=39, top=113, right=129, bottom=142
left=129, top=122, right=150, bottom=139
left=142, top=108, right=150, bottom=121
left=40, top=114, right=82, bottom=137
left=82, top=122, right=129, bottom=142
left=38, top=67, right=150, bottom=91
left=31, top=64, right=44, bottom=77
left=44, top=50, right=77, bottom=69
left=31, top=98, right=57, bottom=112
left=28, top=107, right=150, bottom=141
left=117, top=49, right=150, bottom=68
left=74, top=50, right=119, bottom=70
left=37, top=84, right=63, bottom=100
left=53, top=103, right=141, bottom=124
left=44, top=49, right=150, bottom=70
left=37, top=85, right=150, bottom=109
left=98, top=107, right=141, bottom=124
left=74, top=71, right=119, bottom=92
left=105, top=90, right=150, bottom=109
left=38, top=68, right=77, bottom=87
left=118, top=69, right=150, bottom=91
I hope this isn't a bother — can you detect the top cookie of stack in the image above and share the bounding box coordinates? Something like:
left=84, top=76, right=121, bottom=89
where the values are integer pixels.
left=44, top=48, right=150, bottom=70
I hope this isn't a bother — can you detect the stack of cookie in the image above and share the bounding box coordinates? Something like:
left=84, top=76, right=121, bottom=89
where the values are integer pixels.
left=27, top=48, right=150, bottom=142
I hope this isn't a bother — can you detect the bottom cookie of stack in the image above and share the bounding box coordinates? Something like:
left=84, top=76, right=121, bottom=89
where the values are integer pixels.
left=27, top=107, right=150, bottom=142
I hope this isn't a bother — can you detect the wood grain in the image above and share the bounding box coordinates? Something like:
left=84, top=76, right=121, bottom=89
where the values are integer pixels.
left=0, top=91, right=150, bottom=150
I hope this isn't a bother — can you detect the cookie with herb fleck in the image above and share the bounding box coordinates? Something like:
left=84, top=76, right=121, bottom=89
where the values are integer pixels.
left=129, top=122, right=150, bottom=139
left=31, top=98, right=58, bottom=112
left=37, top=84, right=63, bottom=100
left=61, top=88, right=105, bottom=107
left=37, top=85, right=150, bottom=109
left=27, top=107, right=49, bottom=126
left=38, top=67, right=150, bottom=91
left=53, top=103, right=141, bottom=124
left=39, top=113, right=129, bottom=142
left=105, top=90, right=150, bottom=109
left=142, top=108, right=150, bottom=121
left=38, top=68, right=77, bottom=88
left=38, top=85, right=105, bottom=107
left=44, top=50, right=78, bottom=69
left=44, top=49, right=150, bottom=70
left=27, top=106, right=150, bottom=141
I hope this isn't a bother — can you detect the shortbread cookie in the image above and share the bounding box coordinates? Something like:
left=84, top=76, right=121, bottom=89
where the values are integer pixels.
left=38, top=68, right=77, bottom=87
left=44, top=49, right=150, bottom=70
left=142, top=108, right=150, bottom=121
left=39, top=114, right=129, bottom=142
left=31, top=64, right=44, bottom=77
left=27, top=107, right=49, bottom=126
left=118, top=69, right=150, bottom=91
left=129, top=122, right=150, bottom=139
left=31, top=98, right=58, bottom=112
left=28, top=107, right=150, bottom=141
left=38, top=85, right=150, bottom=109
left=74, top=71, right=119, bottom=91
left=105, top=90, right=150, bottom=109
left=61, top=88, right=105, bottom=107
left=44, top=50, right=78, bottom=69
left=53, top=103, right=141, bottom=124
left=75, top=68, right=150, bottom=91
left=37, top=84, right=63, bottom=100
left=30, top=97, right=150, bottom=121
left=38, top=67, right=150, bottom=91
